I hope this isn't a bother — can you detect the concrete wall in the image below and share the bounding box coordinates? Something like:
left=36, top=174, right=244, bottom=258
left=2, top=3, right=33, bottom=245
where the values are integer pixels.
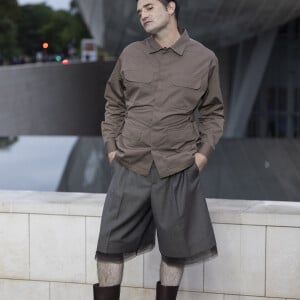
left=0, top=62, right=114, bottom=136
left=0, top=190, right=299, bottom=299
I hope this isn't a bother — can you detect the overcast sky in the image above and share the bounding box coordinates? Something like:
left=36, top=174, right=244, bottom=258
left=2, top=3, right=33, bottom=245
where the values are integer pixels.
left=18, top=0, right=71, bottom=10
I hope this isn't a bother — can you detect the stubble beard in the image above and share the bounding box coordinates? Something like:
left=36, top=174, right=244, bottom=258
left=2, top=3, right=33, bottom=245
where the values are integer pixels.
left=143, top=19, right=169, bottom=35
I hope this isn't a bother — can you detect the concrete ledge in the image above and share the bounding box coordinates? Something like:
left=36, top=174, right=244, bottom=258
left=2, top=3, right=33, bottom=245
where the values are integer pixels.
left=1, top=190, right=300, bottom=227
left=0, top=190, right=300, bottom=299
left=0, top=190, right=105, bottom=217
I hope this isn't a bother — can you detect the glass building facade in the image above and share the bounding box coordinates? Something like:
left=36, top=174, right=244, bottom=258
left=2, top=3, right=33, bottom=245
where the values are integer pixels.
left=248, top=17, right=300, bottom=137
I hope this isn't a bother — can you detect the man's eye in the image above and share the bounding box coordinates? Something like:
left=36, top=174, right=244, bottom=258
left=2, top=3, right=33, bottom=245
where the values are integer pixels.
left=147, top=6, right=153, bottom=10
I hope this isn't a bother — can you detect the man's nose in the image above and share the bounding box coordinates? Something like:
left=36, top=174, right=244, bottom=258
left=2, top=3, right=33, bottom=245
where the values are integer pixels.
left=141, top=11, right=149, bottom=21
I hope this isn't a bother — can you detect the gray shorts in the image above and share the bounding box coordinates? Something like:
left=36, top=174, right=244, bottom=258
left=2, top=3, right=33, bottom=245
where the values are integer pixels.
left=95, top=158, right=218, bottom=265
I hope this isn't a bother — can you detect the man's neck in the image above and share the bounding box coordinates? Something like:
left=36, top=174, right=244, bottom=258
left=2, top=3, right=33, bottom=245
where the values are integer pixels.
left=153, top=24, right=181, bottom=48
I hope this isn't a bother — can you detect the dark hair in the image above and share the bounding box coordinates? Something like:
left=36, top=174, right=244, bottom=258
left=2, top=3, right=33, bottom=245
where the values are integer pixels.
left=136, top=0, right=180, bottom=22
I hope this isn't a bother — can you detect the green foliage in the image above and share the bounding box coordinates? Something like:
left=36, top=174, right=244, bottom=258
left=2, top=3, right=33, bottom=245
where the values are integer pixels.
left=0, top=0, right=19, bottom=21
left=0, top=1, right=91, bottom=62
left=0, top=18, right=19, bottom=60
left=18, top=4, right=54, bottom=55
left=0, top=0, right=20, bottom=60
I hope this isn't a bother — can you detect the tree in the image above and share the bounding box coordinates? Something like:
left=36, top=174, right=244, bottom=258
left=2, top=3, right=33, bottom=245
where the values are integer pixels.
left=0, top=1, right=91, bottom=62
left=0, top=0, right=20, bottom=61
left=0, top=18, right=19, bottom=60
left=17, top=4, right=54, bottom=56
left=0, top=0, right=19, bottom=21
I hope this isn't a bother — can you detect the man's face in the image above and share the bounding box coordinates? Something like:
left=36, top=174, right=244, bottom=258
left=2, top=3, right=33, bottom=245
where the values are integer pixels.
left=136, top=0, right=171, bottom=34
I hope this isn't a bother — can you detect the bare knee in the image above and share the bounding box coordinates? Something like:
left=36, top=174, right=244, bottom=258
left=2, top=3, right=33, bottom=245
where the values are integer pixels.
left=160, top=258, right=185, bottom=286
left=97, top=258, right=124, bottom=287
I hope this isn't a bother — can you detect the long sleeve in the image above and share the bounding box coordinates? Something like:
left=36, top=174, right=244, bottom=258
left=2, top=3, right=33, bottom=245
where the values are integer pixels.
left=196, top=55, right=224, bottom=158
left=101, top=58, right=126, bottom=154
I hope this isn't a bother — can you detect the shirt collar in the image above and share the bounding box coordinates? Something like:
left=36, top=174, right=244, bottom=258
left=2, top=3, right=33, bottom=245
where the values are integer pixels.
left=146, top=28, right=190, bottom=56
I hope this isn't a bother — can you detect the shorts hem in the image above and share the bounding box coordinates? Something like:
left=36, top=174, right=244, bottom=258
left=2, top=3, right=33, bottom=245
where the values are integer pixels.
left=161, top=245, right=218, bottom=265
left=95, top=242, right=155, bottom=263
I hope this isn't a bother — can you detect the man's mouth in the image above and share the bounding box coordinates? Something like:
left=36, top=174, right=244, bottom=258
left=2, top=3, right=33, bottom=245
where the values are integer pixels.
left=144, top=21, right=152, bottom=26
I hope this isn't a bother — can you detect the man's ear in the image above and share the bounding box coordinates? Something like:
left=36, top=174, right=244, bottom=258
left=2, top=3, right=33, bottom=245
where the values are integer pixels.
left=167, top=1, right=176, bottom=16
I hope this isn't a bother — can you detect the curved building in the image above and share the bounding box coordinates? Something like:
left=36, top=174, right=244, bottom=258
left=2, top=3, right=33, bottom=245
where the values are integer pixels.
left=75, top=0, right=300, bottom=55
left=76, top=0, right=300, bottom=138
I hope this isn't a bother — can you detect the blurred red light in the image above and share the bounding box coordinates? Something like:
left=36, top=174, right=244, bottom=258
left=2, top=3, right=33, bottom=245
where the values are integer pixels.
left=62, top=59, right=69, bottom=65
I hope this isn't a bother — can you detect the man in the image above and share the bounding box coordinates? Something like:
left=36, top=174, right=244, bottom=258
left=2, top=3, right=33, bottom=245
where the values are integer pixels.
left=93, top=0, right=224, bottom=299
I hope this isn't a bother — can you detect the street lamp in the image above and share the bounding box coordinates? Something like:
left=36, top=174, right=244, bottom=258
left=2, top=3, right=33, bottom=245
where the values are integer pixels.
left=42, top=42, right=49, bottom=61
left=42, top=42, right=49, bottom=49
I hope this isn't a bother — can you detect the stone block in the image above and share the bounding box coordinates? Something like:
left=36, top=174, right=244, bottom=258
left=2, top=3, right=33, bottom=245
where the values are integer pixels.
left=266, top=226, right=300, bottom=298
left=50, top=282, right=92, bottom=299
left=0, top=213, right=29, bottom=279
left=30, top=214, right=85, bottom=282
left=0, top=279, right=49, bottom=300
left=204, top=223, right=265, bottom=295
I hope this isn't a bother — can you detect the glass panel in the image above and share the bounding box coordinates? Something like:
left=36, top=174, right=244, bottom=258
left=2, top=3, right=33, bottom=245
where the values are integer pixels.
left=267, top=113, right=276, bottom=137
left=278, top=88, right=287, bottom=111
left=277, top=115, right=287, bottom=137
left=268, top=88, right=276, bottom=111
left=294, top=115, right=300, bottom=137
left=294, top=88, right=300, bottom=112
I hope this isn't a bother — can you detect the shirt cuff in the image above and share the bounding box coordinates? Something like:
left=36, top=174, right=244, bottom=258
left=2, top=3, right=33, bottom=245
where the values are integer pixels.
left=105, top=139, right=117, bottom=154
left=197, top=143, right=213, bottom=158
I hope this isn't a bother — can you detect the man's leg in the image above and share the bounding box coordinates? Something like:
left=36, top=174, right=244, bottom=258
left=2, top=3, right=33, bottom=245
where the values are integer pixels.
left=94, top=160, right=155, bottom=298
left=93, top=258, right=124, bottom=300
left=97, top=258, right=124, bottom=286
left=160, top=259, right=184, bottom=286
left=156, top=258, right=184, bottom=299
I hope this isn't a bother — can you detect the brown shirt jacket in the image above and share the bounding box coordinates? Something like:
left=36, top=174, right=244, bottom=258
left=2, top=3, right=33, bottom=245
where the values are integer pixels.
left=101, top=29, right=224, bottom=178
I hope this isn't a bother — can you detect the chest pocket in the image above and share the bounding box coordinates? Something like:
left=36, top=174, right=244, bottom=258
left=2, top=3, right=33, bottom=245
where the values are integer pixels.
left=172, top=76, right=202, bottom=89
left=123, top=69, right=154, bottom=107
left=170, top=75, right=205, bottom=111
left=123, top=69, right=153, bottom=85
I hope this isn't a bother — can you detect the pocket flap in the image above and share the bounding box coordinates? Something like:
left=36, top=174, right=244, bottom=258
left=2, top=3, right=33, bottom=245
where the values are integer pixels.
left=124, top=70, right=153, bottom=83
left=172, top=76, right=202, bottom=89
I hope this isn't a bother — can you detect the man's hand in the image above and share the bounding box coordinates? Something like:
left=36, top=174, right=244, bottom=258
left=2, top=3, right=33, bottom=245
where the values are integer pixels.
left=194, top=152, right=208, bottom=172
left=108, top=151, right=117, bottom=164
